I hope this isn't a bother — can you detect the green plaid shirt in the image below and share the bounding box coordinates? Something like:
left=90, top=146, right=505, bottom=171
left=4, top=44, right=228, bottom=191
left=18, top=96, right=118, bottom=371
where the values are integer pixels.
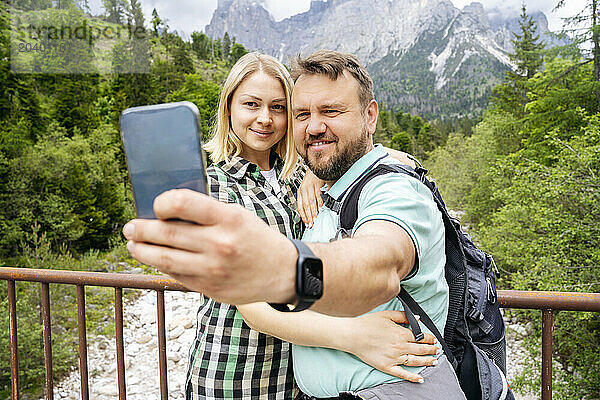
left=185, top=155, right=304, bottom=399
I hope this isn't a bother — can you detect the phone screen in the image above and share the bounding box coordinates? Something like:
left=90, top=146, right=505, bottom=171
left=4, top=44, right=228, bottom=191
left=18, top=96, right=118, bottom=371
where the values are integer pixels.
left=120, top=102, right=208, bottom=219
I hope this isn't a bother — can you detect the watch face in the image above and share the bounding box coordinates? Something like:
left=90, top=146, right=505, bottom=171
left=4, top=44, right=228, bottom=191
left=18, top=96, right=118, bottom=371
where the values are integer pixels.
left=302, top=258, right=323, bottom=299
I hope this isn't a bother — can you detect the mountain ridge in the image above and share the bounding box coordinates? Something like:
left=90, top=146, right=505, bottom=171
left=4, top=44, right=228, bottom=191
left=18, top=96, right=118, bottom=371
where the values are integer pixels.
left=206, top=0, right=556, bottom=117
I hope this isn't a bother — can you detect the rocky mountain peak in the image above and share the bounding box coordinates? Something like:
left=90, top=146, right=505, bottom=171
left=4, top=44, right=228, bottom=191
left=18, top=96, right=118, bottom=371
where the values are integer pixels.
left=309, top=0, right=328, bottom=13
left=216, top=0, right=234, bottom=8
left=461, top=2, right=486, bottom=16
left=205, top=0, right=555, bottom=117
left=455, top=2, right=491, bottom=33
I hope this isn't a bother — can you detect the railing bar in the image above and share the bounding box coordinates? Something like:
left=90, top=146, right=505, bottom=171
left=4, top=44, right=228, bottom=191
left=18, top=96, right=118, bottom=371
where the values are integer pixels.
left=3, top=267, right=598, bottom=308
left=542, top=310, right=553, bottom=400
left=498, top=290, right=600, bottom=312
left=0, top=267, right=188, bottom=291
left=115, top=287, right=126, bottom=400
left=41, top=283, right=54, bottom=400
left=77, top=285, right=90, bottom=400
left=157, top=290, right=168, bottom=400
left=8, top=280, right=19, bottom=400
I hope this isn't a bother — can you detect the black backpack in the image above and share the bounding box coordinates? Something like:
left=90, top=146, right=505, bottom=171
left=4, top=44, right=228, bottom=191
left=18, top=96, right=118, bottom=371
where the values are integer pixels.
left=327, top=162, right=514, bottom=400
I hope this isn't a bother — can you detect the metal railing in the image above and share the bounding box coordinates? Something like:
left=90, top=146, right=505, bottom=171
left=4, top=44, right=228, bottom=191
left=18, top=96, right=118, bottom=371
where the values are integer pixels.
left=2, top=267, right=600, bottom=400
left=497, top=290, right=600, bottom=400
left=1, top=267, right=187, bottom=400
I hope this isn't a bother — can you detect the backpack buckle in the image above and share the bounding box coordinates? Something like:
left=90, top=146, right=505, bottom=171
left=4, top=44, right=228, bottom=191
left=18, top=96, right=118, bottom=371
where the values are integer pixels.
left=331, top=228, right=351, bottom=242
left=414, top=166, right=428, bottom=180
left=467, top=306, right=484, bottom=322
left=321, top=193, right=342, bottom=212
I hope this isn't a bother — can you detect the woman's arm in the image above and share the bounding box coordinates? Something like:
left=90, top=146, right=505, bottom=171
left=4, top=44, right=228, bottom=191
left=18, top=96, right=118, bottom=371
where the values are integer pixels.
left=297, top=168, right=324, bottom=226
left=237, top=303, right=439, bottom=383
left=381, top=147, right=417, bottom=168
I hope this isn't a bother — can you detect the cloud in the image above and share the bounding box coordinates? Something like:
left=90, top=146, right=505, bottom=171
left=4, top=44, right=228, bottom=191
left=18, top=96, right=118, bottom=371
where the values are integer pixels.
left=139, top=0, right=217, bottom=37
left=452, top=0, right=587, bottom=31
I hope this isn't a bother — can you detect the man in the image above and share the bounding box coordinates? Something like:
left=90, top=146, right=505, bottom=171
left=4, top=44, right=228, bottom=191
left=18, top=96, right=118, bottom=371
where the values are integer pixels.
left=123, top=50, right=465, bottom=399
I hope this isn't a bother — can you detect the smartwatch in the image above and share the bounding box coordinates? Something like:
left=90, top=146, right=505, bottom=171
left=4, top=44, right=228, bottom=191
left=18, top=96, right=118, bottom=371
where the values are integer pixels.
left=269, top=239, right=323, bottom=312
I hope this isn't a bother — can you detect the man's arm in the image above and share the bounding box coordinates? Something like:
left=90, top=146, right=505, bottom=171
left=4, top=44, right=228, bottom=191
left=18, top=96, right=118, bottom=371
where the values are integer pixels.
left=308, top=219, right=415, bottom=316
left=123, top=190, right=414, bottom=315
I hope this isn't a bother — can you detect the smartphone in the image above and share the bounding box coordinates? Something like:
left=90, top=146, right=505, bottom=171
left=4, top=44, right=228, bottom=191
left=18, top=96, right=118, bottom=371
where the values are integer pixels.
left=120, top=101, right=208, bottom=219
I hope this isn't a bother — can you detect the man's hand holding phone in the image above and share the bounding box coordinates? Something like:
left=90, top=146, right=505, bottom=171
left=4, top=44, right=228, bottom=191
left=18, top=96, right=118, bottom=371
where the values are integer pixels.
left=122, top=189, right=297, bottom=305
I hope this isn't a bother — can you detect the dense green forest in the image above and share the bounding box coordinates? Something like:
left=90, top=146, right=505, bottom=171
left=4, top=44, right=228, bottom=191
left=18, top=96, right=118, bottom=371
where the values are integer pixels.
left=0, top=0, right=599, bottom=399
left=428, top=4, right=600, bottom=398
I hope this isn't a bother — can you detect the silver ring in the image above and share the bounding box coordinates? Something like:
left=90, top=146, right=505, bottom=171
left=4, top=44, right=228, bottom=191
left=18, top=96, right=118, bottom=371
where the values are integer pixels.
left=398, top=354, right=409, bottom=365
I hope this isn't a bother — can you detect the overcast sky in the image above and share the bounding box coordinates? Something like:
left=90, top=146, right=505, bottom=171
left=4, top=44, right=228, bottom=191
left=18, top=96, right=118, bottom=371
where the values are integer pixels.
left=88, top=0, right=586, bottom=39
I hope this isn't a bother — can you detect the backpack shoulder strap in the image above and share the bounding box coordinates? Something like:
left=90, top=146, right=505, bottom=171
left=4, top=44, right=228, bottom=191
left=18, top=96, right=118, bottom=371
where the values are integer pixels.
left=339, top=163, right=420, bottom=232
left=337, top=162, right=462, bottom=369
left=398, top=290, right=458, bottom=368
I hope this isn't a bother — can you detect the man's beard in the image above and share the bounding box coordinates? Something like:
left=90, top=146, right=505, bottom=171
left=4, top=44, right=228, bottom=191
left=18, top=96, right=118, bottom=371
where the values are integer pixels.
left=305, top=127, right=370, bottom=182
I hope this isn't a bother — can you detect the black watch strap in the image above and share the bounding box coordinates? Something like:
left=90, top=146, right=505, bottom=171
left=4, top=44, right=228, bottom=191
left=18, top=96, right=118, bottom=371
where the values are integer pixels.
left=269, top=301, right=312, bottom=312
left=291, top=239, right=313, bottom=260
left=269, top=239, right=320, bottom=312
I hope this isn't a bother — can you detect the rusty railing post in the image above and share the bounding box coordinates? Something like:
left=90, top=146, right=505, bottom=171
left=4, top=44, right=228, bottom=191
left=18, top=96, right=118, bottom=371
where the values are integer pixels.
left=76, top=285, right=90, bottom=400
left=115, top=287, right=126, bottom=399
left=542, top=309, right=553, bottom=400
left=41, top=283, right=54, bottom=400
left=8, top=280, right=19, bottom=400
left=157, top=290, right=168, bottom=400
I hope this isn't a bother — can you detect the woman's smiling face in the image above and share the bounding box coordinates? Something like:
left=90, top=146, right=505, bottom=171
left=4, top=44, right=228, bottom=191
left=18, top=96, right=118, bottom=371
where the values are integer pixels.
left=229, top=71, right=288, bottom=169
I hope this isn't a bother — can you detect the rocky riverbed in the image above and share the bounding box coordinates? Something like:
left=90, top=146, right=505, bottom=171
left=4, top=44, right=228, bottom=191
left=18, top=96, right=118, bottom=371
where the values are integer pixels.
left=48, top=290, right=536, bottom=400
left=50, top=290, right=200, bottom=400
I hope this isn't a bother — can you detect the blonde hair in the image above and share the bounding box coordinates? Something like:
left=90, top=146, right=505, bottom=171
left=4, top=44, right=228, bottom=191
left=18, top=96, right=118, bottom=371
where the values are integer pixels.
left=205, top=52, right=298, bottom=180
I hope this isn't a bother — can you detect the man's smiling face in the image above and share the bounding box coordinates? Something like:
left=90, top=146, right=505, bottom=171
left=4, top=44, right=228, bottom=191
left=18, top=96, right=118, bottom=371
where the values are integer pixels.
left=292, top=71, right=377, bottom=184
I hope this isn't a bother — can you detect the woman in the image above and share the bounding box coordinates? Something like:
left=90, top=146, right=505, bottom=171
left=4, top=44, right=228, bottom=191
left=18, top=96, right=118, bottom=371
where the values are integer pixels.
left=185, top=52, right=438, bottom=399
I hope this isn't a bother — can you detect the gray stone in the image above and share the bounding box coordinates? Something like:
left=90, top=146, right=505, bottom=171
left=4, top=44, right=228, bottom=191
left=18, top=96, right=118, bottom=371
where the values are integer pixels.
left=169, top=326, right=185, bottom=340
left=168, top=315, right=193, bottom=331
left=96, top=385, right=118, bottom=396
left=136, top=334, right=152, bottom=344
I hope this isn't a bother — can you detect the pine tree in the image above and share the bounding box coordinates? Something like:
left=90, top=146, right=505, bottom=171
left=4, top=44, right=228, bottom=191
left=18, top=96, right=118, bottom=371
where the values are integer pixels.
left=126, top=0, right=151, bottom=74
left=511, top=5, right=544, bottom=80
left=30, top=7, right=99, bottom=133
left=11, top=0, right=53, bottom=10
left=555, top=0, right=600, bottom=110
left=222, top=32, right=231, bottom=60
left=151, top=8, right=162, bottom=38
left=110, top=0, right=153, bottom=107
left=102, top=0, right=126, bottom=24
left=229, top=42, right=248, bottom=64
left=191, top=31, right=211, bottom=60
left=0, top=3, right=42, bottom=147
left=491, top=5, right=543, bottom=116
left=76, top=0, right=90, bottom=13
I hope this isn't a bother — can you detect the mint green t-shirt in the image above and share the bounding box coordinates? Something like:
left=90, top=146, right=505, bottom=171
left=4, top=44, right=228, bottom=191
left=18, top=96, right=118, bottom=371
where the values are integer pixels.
left=292, top=145, right=449, bottom=398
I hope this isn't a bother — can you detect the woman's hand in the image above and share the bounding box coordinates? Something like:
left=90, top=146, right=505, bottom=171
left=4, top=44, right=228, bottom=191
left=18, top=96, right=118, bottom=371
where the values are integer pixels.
left=382, top=147, right=417, bottom=168
left=297, top=168, right=325, bottom=227
left=341, top=310, right=440, bottom=383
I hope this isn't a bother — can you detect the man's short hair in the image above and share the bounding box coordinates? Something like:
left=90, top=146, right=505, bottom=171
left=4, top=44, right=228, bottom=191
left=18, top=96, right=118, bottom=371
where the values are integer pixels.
left=290, top=50, right=375, bottom=111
